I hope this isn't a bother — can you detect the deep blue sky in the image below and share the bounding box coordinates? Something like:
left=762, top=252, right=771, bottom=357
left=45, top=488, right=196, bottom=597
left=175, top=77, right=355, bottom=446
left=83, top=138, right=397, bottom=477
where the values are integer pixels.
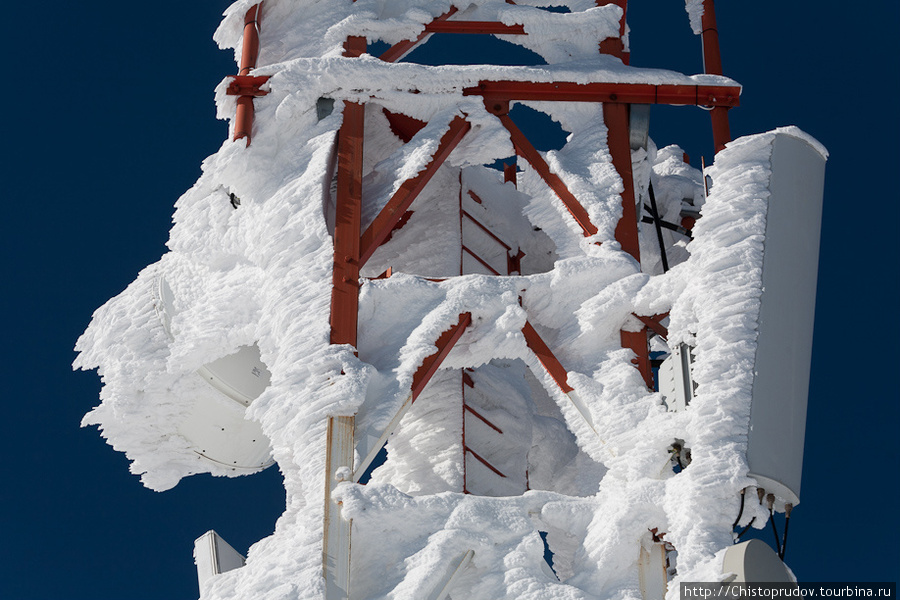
left=3, top=2, right=898, bottom=598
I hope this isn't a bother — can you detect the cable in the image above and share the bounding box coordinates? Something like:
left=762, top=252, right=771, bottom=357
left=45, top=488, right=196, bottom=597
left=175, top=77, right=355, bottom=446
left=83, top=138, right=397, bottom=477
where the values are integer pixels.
left=779, top=503, right=793, bottom=561
left=647, top=183, right=669, bottom=272
left=735, top=517, right=755, bottom=541
left=731, top=488, right=746, bottom=530
left=766, top=494, right=782, bottom=557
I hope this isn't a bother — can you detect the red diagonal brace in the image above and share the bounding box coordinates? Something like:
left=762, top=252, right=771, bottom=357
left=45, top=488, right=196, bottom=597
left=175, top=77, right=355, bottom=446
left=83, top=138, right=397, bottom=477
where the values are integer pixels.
left=634, top=312, right=669, bottom=339
left=359, top=115, right=471, bottom=265
left=383, top=109, right=427, bottom=143
left=496, top=112, right=598, bottom=237
left=465, top=447, right=507, bottom=478
left=411, top=313, right=472, bottom=401
left=522, top=321, right=573, bottom=393
left=379, top=8, right=459, bottom=63
left=462, top=246, right=502, bottom=275
left=462, top=210, right=512, bottom=250
left=464, top=404, right=504, bottom=434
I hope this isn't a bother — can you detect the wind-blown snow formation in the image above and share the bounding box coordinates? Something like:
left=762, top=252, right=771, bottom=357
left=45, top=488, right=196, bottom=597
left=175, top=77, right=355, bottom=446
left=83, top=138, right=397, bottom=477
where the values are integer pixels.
left=75, top=1, right=824, bottom=598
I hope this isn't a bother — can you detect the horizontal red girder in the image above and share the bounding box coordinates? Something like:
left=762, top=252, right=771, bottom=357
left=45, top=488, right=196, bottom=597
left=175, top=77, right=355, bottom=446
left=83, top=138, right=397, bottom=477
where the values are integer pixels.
left=464, top=81, right=740, bottom=107
left=424, top=21, right=525, bottom=35
left=411, top=313, right=472, bottom=400
left=359, top=115, right=471, bottom=265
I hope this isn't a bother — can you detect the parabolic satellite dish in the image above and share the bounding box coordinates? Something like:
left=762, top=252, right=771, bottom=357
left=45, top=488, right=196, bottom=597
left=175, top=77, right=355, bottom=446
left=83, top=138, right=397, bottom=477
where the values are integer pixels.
left=156, top=276, right=275, bottom=471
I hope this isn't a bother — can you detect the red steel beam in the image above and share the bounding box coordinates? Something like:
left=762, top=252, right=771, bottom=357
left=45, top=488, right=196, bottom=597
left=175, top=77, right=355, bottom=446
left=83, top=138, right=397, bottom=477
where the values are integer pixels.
left=522, top=321, right=573, bottom=394
left=383, top=109, right=427, bottom=143
left=603, top=101, right=653, bottom=387
left=411, top=313, right=472, bottom=400
left=330, top=101, right=365, bottom=346
left=604, top=102, right=640, bottom=261
left=621, top=329, right=653, bottom=389
left=379, top=8, right=458, bottom=63
left=634, top=313, right=669, bottom=339
left=359, top=115, right=471, bottom=265
left=378, top=9, right=526, bottom=63
left=700, top=0, right=723, bottom=76
left=597, top=0, right=628, bottom=63
left=710, top=108, right=731, bottom=154
left=424, top=21, right=525, bottom=35
left=226, top=76, right=270, bottom=97
left=700, top=0, right=732, bottom=152
left=507, top=249, right=525, bottom=275
left=504, top=162, right=517, bottom=186
left=462, top=246, right=502, bottom=276
left=497, top=113, right=598, bottom=237
left=465, top=447, right=507, bottom=478
left=329, top=37, right=368, bottom=347
left=231, top=4, right=265, bottom=145
left=462, top=370, right=475, bottom=387
left=238, top=4, right=262, bottom=76
left=464, top=81, right=740, bottom=107
left=462, top=210, right=512, bottom=250
left=464, top=404, right=504, bottom=434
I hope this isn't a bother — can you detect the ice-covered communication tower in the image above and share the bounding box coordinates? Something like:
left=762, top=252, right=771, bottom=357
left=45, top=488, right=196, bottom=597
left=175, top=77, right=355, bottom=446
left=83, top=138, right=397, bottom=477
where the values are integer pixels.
left=75, top=0, right=827, bottom=598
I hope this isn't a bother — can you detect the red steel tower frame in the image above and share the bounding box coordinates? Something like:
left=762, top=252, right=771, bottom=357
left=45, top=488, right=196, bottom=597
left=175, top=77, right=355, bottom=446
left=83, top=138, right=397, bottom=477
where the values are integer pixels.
left=225, top=0, right=736, bottom=594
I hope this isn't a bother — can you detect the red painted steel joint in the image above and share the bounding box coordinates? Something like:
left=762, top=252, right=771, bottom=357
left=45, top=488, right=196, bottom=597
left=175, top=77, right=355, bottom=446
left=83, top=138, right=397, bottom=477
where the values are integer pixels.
left=231, top=4, right=265, bottom=146
left=226, top=75, right=270, bottom=97
left=597, top=0, right=629, bottom=64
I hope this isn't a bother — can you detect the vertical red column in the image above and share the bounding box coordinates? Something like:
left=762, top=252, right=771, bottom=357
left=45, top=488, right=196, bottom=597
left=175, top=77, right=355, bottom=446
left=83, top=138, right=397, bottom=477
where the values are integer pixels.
left=605, top=102, right=654, bottom=389
left=604, top=103, right=639, bottom=262
left=598, top=0, right=652, bottom=389
left=324, top=34, right=367, bottom=600
left=700, top=0, right=731, bottom=153
left=234, top=4, right=263, bottom=145
left=597, top=0, right=629, bottom=64
left=329, top=36, right=367, bottom=347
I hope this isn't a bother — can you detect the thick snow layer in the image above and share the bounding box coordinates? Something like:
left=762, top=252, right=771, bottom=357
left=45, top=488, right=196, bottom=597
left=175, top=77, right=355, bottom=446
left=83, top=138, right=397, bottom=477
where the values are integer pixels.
left=684, top=0, right=705, bottom=35
left=75, top=2, right=823, bottom=598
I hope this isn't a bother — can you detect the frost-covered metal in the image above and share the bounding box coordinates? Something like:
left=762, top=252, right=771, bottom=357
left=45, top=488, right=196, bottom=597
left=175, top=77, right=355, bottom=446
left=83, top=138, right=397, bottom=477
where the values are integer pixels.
left=74, top=1, right=826, bottom=598
left=195, top=531, right=247, bottom=589
left=744, top=132, right=826, bottom=507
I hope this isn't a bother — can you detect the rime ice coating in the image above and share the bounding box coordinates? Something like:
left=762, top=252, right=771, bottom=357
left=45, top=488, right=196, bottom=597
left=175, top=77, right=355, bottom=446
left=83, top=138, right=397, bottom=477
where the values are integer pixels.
left=74, top=1, right=820, bottom=598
